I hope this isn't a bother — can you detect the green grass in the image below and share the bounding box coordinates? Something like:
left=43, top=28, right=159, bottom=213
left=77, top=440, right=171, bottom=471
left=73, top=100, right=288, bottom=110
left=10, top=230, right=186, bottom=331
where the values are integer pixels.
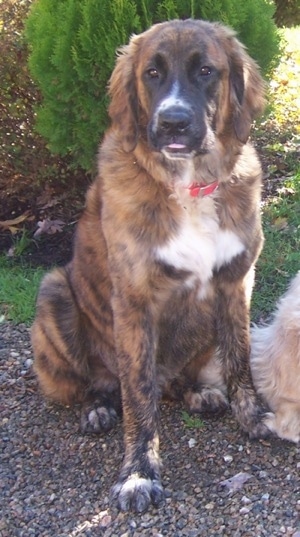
left=260, top=26, right=300, bottom=134
left=252, top=170, right=300, bottom=321
left=0, top=256, right=44, bottom=324
left=181, top=411, right=204, bottom=429
left=251, top=26, right=300, bottom=320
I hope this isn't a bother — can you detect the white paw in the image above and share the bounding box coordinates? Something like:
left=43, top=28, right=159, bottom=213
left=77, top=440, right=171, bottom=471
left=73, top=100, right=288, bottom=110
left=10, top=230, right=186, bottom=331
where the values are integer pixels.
left=111, top=473, right=164, bottom=512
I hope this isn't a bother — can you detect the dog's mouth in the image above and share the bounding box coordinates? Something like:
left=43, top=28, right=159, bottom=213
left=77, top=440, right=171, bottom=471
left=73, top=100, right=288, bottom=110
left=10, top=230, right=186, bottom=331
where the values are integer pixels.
left=166, top=143, right=187, bottom=152
left=162, top=143, right=195, bottom=159
left=162, top=142, right=209, bottom=160
left=148, top=121, right=210, bottom=160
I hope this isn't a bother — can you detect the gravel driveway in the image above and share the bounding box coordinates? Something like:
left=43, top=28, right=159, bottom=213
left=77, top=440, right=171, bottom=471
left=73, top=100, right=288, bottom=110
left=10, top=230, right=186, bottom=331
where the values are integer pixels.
left=1, top=322, right=299, bottom=537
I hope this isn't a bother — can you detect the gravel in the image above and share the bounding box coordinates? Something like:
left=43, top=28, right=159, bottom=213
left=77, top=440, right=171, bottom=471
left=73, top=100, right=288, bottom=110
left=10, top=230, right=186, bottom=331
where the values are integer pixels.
left=1, top=321, right=299, bottom=537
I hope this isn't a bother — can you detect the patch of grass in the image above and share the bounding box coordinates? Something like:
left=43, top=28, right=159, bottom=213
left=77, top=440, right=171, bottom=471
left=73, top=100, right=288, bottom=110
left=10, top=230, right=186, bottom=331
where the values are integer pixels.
left=266, top=26, right=300, bottom=132
left=0, top=256, right=44, bottom=324
left=252, top=170, right=300, bottom=321
left=252, top=27, right=300, bottom=321
left=181, top=410, right=204, bottom=429
left=12, top=228, right=34, bottom=256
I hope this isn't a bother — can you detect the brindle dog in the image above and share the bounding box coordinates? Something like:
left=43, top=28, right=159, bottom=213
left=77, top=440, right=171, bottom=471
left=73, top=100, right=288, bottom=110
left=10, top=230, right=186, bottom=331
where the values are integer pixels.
left=32, top=19, right=271, bottom=513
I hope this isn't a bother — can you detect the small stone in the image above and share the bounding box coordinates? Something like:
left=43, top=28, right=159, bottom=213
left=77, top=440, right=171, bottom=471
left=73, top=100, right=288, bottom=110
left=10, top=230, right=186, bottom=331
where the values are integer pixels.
left=223, top=455, right=233, bottom=463
left=99, top=514, right=112, bottom=528
left=239, top=507, right=251, bottom=515
left=175, top=491, right=187, bottom=501
left=241, top=496, right=252, bottom=505
left=259, top=471, right=268, bottom=479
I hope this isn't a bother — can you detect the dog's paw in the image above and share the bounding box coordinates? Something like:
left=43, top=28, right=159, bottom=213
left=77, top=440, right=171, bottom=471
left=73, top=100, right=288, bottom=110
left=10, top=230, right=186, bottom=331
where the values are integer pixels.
left=111, top=474, right=164, bottom=513
left=231, top=390, right=272, bottom=439
left=80, top=403, right=118, bottom=434
left=185, top=387, right=228, bottom=417
left=245, top=415, right=274, bottom=440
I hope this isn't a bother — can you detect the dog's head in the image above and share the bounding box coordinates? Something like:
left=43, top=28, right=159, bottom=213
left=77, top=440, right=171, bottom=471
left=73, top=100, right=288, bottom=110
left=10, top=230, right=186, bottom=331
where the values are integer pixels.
left=108, top=19, right=265, bottom=159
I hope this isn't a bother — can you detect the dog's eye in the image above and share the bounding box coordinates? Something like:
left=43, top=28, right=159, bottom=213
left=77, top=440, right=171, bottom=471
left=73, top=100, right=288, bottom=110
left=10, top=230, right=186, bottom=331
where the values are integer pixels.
left=200, top=66, right=212, bottom=76
left=147, top=68, right=160, bottom=79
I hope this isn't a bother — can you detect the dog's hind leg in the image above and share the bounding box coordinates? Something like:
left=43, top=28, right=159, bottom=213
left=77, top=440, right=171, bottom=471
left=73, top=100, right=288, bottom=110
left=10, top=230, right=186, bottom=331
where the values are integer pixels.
left=80, top=393, right=121, bottom=433
left=183, top=352, right=229, bottom=417
left=163, top=350, right=229, bottom=416
left=31, top=268, right=90, bottom=404
left=216, top=279, right=270, bottom=439
left=32, top=267, right=121, bottom=432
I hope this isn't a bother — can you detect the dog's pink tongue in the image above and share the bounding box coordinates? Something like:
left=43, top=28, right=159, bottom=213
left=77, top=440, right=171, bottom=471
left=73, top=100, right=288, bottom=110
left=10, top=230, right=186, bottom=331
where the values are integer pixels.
left=167, top=143, right=186, bottom=149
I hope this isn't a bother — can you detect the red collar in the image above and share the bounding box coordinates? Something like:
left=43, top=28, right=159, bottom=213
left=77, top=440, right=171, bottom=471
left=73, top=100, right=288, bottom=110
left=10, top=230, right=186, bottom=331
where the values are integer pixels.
left=187, top=180, right=219, bottom=198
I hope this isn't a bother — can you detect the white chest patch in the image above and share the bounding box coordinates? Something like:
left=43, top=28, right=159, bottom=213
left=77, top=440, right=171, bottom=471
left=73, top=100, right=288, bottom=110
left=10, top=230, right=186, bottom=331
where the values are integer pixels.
left=155, top=199, right=245, bottom=291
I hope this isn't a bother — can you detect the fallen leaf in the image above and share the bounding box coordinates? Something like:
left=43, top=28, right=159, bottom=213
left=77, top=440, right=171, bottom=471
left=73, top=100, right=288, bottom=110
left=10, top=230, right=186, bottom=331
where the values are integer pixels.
left=272, top=216, right=288, bottom=230
left=219, top=472, right=253, bottom=495
left=33, top=218, right=65, bottom=238
left=0, top=211, right=29, bottom=233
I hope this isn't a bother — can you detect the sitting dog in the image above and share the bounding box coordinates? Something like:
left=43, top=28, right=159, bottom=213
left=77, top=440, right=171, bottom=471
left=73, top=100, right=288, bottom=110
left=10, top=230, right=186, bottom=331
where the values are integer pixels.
left=251, top=272, right=300, bottom=443
left=32, top=19, right=270, bottom=513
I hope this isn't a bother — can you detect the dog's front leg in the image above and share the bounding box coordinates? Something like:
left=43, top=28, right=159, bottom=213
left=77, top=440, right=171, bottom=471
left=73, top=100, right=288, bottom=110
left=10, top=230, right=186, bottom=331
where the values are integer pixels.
left=110, top=295, right=164, bottom=513
left=216, top=280, right=270, bottom=439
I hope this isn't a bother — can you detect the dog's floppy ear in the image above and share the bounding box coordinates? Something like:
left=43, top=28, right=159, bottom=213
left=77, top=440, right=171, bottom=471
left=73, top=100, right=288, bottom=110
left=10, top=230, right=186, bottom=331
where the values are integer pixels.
left=229, top=40, right=266, bottom=144
left=108, top=35, right=140, bottom=152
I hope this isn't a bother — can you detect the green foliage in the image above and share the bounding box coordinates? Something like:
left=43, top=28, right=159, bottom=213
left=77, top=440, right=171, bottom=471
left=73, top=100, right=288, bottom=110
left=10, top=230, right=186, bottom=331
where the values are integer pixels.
left=0, top=0, right=78, bottom=188
left=0, top=0, right=39, bottom=174
left=266, top=27, right=300, bottom=133
left=25, top=0, right=281, bottom=170
left=25, top=0, right=141, bottom=170
left=0, top=256, right=45, bottom=324
left=252, top=170, right=300, bottom=321
left=12, top=229, right=33, bottom=257
left=181, top=410, right=204, bottom=429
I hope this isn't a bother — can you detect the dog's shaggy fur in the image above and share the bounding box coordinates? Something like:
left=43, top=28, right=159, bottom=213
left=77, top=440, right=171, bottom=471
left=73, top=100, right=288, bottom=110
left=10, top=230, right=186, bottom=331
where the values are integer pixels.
left=32, top=19, right=270, bottom=512
left=251, top=272, right=300, bottom=443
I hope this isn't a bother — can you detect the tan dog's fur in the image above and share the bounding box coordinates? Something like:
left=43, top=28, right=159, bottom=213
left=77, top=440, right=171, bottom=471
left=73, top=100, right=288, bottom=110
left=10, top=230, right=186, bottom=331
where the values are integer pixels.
left=251, top=272, right=300, bottom=443
left=32, top=20, right=270, bottom=512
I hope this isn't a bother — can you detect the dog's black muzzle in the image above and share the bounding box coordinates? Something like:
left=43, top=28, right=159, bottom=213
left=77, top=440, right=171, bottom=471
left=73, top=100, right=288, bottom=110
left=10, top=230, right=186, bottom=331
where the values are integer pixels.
left=148, top=104, right=208, bottom=159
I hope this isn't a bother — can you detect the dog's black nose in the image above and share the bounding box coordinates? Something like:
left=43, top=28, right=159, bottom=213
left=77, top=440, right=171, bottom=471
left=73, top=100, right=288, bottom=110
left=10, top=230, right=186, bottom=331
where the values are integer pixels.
left=158, top=107, right=192, bottom=135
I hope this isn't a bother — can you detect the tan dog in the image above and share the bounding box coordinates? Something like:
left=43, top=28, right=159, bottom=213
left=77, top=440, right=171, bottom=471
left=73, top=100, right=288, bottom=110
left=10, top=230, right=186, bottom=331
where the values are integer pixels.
left=251, top=272, right=300, bottom=443
left=32, top=19, right=269, bottom=512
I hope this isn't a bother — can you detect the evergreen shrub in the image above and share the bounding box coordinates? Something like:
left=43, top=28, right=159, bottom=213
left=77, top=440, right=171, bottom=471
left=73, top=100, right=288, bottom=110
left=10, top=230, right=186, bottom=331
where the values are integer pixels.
left=25, top=0, right=281, bottom=171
